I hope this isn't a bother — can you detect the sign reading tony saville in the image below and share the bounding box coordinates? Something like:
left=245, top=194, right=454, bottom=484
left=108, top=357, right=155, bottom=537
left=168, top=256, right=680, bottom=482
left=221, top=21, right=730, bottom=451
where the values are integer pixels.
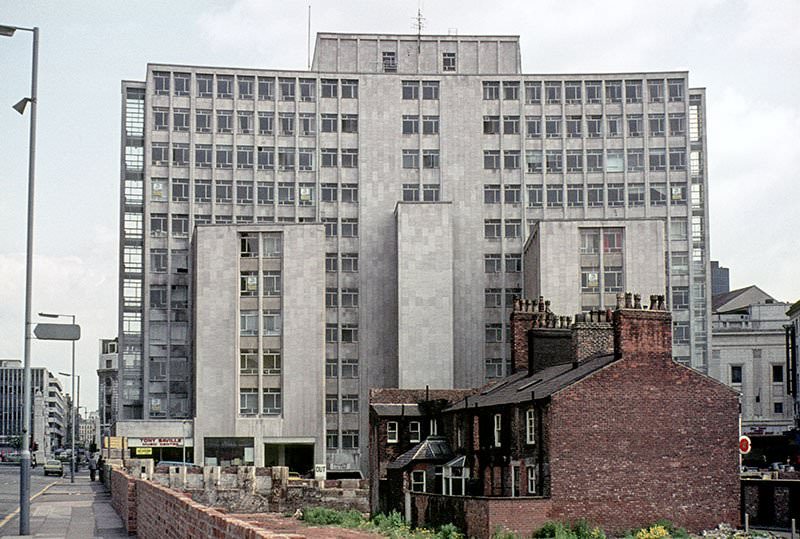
left=127, top=437, right=191, bottom=448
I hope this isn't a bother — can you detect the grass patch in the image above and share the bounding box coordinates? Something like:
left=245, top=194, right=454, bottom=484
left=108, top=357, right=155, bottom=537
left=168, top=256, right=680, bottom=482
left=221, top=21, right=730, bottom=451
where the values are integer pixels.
left=301, top=508, right=463, bottom=539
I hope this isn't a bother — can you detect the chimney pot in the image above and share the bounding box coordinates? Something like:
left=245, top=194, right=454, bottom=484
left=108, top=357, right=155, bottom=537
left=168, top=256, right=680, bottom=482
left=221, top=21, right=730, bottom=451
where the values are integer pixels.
left=634, top=293, right=642, bottom=309
left=616, top=294, right=624, bottom=310
left=625, top=292, right=633, bottom=309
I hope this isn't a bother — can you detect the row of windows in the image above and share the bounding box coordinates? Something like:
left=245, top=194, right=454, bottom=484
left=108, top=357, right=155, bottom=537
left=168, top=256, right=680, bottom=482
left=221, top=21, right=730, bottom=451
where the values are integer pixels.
left=484, top=254, right=522, bottom=273
left=325, top=394, right=360, bottom=413
left=239, top=348, right=281, bottom=375
left=481, top=79, right=685, bottom=104
left=240, top=310, right=281, bottom=337
left=325, top=288, right=359, bottom=308
left=485, top=183, right=688, bottom=209
left=325, top=357, right=359, bottom=378
left=326, top=323, right=358, bottom=343
left=401, top=80, right=440, bottom=99
left=323, top=218, right=359, bottom=238
left=483, top=148, right=687, bottom=173
left=484, top=288, right=523, bottom=309
left=729, top=364, right=785, bottom=384
left=325, top=253, right=359, bottom=273
left=152, top=179, right=358, bottom=205
left=326, top=429, right=359, bottom=450
left=401, top=183, right=440, bottom=202
left=482, top=113, right=685, bottom=138
left=151, top=144, right=359, bottom=170
left=153, top=71, right=358, bottom=100
left=239, top=388, right=281, bottom=415
left=580, top=266, right=624, bottom=293
left=240, top=233, right=282, bottom=258
left=240, top=271, right=282, bottom=297
left=402, top=115, right=440, bottom=135
left=154, top=110, right=359, bottom=135
left=382, top=50, right=456, bottom=72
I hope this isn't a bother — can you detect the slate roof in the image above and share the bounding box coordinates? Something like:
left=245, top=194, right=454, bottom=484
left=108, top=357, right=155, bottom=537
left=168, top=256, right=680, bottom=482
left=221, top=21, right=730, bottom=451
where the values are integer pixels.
left=387, top=436, right=453, bottom=469
left=370, top=403, right=423, bottom=417
left=445, top=353, right=617, bottom=411
left=711, top=285, right=775, bottom=313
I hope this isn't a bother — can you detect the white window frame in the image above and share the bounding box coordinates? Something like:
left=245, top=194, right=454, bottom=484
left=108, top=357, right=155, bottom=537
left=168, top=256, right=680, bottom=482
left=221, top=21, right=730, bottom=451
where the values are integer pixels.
left=409, top=421, right=421, bottom=443
left=410, top=470, right=426, bottom=492
left=493, top=413, right=502, bottom=447
left=526, top=409, right=536, bottom=445
left=387, top=421, right=399, bottom=443
left=527, top=465, right=537, bottom=494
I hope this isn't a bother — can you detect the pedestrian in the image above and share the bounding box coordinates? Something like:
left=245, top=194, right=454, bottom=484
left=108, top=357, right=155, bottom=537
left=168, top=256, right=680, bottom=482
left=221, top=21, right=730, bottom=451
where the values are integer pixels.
left=88, top=454, right=97, bottom=481
left=97, top=455, right=105, bottom=483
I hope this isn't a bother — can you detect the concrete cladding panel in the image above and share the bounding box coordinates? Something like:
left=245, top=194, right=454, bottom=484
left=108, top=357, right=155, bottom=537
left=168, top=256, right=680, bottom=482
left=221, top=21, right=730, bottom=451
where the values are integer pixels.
left=396, top=202, right=454, bottom=389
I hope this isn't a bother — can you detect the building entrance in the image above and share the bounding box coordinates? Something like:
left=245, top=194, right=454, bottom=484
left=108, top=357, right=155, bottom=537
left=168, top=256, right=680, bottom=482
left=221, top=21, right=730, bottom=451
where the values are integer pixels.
left=264, top=443, right=314, bottom=475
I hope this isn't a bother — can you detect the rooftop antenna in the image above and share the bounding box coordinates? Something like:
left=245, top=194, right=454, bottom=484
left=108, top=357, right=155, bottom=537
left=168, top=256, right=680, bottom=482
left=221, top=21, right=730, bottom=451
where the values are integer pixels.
left=307, top=4, right=312, bottom=70
left=412, top=3, right=426, bottom=53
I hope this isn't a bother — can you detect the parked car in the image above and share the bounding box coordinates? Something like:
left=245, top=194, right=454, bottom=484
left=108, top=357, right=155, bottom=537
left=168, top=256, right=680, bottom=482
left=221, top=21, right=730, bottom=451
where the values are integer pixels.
left=43, top=460, right=64, bottom=477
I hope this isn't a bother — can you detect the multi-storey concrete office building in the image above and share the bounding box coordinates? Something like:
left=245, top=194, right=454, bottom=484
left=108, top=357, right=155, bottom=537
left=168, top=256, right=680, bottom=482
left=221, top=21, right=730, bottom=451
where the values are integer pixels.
left=117, top=32, right=711, bottom=474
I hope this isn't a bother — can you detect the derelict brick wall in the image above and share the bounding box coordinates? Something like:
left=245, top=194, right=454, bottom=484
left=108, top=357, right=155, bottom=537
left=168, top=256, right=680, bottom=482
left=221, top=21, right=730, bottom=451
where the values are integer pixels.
left=530, top=329, right=572, bottom=372
left=572, top=321, right=614, bottom=362
left=110, top=468, right=137, bottom=534
left=548, top=310, right=740, bottom=533
left=411, top=493, right=553, bottom=538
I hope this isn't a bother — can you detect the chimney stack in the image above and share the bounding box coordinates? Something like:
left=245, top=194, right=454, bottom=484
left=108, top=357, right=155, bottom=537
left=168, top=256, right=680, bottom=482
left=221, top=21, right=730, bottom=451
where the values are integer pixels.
left=613, top=292, right=672, bottom=363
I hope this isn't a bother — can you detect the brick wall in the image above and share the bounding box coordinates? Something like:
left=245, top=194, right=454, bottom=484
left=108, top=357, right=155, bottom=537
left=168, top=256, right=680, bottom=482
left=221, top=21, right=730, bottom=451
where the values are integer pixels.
left=547, top=308, right=740, bottom=533
left=411, top=493, right=553, bottom=538
left=110, top=467, right=137, bottom=534
left=571, top=313, right=614, bottom=362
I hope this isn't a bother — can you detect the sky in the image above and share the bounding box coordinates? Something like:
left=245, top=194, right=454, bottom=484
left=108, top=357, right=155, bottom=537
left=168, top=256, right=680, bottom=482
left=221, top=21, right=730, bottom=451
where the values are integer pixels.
left=1, top=0, right=798, bottom=411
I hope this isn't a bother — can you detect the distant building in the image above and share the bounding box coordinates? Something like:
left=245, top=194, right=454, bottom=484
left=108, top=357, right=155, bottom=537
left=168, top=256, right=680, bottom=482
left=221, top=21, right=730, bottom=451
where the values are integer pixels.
left=709, top=286, right=792, bottom=436
left=711, top=260, right=730, bottom=296
left=0, top=360, right=66, bottom=457
left=786, top=300, right=800, bottom=431
left=97, top=338, right=119, bottom=437
left=370, top=295, right=739, bottom=535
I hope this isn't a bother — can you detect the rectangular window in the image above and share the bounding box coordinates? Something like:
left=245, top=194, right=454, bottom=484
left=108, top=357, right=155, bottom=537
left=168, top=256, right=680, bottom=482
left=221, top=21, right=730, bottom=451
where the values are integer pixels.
left=581, top=267, right=599, bottom=292
left=299, top=78, right=315, bottom=101
left=526, top=409, right=536, bottom=444
left=422, top=115, right=439, bottom=135
left=672, top=286, right=689, bottom=309
left=422, top=80, right=439, bottom=99
left=526, top=150, right=543, bottom=173
left=627, top=149, right=644, bottom=172
left=483, top=81, right=500, bottom=100
left=317, top=148, right=335, bottom=167
left=278, top=182, right=294, bottom=205
left=258, top=112, right=274, bottom=135
left=484, top=150, right=500, bottom=170
left=484, top=219, right=501, bottom=239
left=730, top=365, right=742, bottom=384
left=607, top=184, right=624, bottom=207
left=237, top=146, right=254, bottom=169
left=668, top=78, right=685, bottom=102
left=411, top=471, right=426, bottom=492
left=195, top=109, right=211, bottom=132
left=545, top=116, right=561, bottom=138
left=669, top=148, right=687, bottom=171
left=150, top=213, right=167, bottom=236
left=566, top=150, right=583, bottom=173
left=525, top=116, right=541, bottom=138
left=503, top=81, right=520, bottom=100
left=382, top=51, right=397, bottom=72
left=422, top=150, right=440, bottom=169
left=625, top=79, right=642, bottom=103
left=153, top=71, right=170, bottom=95
left=546, top=185, right=563, bottom=207
left=649, top=148, right=667, bottom=171
left=484, top=184, right=500, bottom=204
left=587, top=184, right=604, bottom=207
left=485, top=288, right=502, bottom=308
left=505, top=254, right=522, bottom=273
left=263, top=271, right=281, bottom=296
left=525, top=81, right=541, bottom=104
left=172, top=144, right=189, bottom=166
left=649, top=113, right=666, bottom=136
left=545, top=81, right=561, bottom=104
left=772, top=365, right=784, bottom=383
left=279, top=112, right=295, bottom=136
left=341, top=79, right=358, bottom=98
left=527, top=466, right=537, bottom=494
left=504, top=219, right=521, bottom=238
left=173, top=108, right=189, bottom=131
left=263, top=388, right=281, bottom=415
left=341, top=358, right=359, bottom=378
left=648, top=79, right=664, bottom=103
left=173, top=72, right=190, bottom=96
left=387, top=421, right=399, bottom=443
left=604, top=266, right=623, bottom=292
left=567, top=185, right=583, bottom=207
left=493, top=414, right=502, bottom=447
left=239, top=389, right=258, bottom=415
left=484, top=254, right=501, bottom=273
left=423, top=184, right=440, bottom=201
left=341, top=288, right=359, bottom=307
left=485, top=358, right=504, bottom=379
left=263, top=310, right=281, bottom=336
left=483, top=115, right=500, bottom=134
left=216, top=146, right=233, bottom=169
left=258, top=77, right=274, bottom=100
left=171, top=178, right=189, bottom=202
left=341, top=149, right=358, bottom=168
left=341, top=253, right=358, bottom=272
left=627, top=114, right=643, bottom=137
left=442, top=52, right=456, bottom=72
left=669, top=113, right=686, bottom=136
left=341, top=113, right=358, bottom=133
left=341, top=184, right=358, bottom=203
left=585, top=81, right=601, bottom=103
left=321, top=78, right=337, bottom=98
left=279, top=78, right=295, bottom=100
left=217, top=110, right=233, bottom=133
left=774, top=402, right=784, bottom=414
left=607, top=115, right=622, bottom=137
left=485, top=324, right=503, bottom=343
left=503, top=150, right=520, bottom=169
left=566, top=115, right=582, bottom=138
left=341, top=395, right=359, bottom=413
left=216, top=75, right=233, bottom=98
left=342, top=430, right=359, bottom=449
left=278, top=147, right=295, bottom=170
left=587, top=115, right=602, bottom=138
left=528, top=186, right=543, bottom=207
left=402, top=80, right=419, bottom=99
left=546, top=150, right=562, bottom=173
left=564, top=81, right=581, bottom=103
left=580, top=229, right=600, bottom=254
left=650, top=183, right=667, bottom=206
left=402, top=150, right=419, bottom=169
left=341, top=324, right=358, bottom=343
left=151, top=143, right=168, bottom=164
left=196, top=74, right=213, bottom=97
left=503, top=115, right=520, bottom=135
left=586, top=150, right=603, bottom=172
left=240, top=310, right=258, bottom=336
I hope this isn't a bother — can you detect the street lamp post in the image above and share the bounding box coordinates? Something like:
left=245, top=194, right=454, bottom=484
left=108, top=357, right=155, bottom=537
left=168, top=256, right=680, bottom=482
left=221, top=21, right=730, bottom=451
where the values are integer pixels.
left=57, top=369, right=79, bottom=482
left=1, top=22, right=39, bottom=536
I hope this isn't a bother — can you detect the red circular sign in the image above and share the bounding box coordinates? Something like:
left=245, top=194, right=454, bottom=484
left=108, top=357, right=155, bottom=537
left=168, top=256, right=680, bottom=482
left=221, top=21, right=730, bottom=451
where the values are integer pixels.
left=739, top=436, right=751, bottom=454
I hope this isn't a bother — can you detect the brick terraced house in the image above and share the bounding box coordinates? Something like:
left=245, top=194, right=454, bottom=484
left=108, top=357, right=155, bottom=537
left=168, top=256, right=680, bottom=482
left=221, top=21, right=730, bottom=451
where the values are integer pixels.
left=370, top=293, right=740, bottom=536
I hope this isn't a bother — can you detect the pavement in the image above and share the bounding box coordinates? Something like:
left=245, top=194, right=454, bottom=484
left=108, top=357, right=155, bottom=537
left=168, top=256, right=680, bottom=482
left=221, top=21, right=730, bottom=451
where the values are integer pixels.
left=0, top=468, right=130, bottom=538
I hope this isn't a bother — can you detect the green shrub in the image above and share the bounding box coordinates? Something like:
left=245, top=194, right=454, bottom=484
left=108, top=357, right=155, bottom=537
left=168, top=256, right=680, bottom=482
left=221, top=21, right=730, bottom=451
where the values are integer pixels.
left=492, top=527, right=521, bottom=539
left=437, top=523, right=464, bottom=539
left=532, top=521, right=605, bottom=539
left=301, top=507, right=366, bottom=527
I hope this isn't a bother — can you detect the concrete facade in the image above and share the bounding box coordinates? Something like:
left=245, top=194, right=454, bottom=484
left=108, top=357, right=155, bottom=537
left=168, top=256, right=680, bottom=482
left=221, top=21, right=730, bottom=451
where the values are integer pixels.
left=117, top=32, right=710, bottom=473
left=787, top=300, right=800, bottom=430
left=396, top=202, right=454, bottom=389
left=97, top=338, right=119, bottom=438
left=523, top=219, right=666, bottom=318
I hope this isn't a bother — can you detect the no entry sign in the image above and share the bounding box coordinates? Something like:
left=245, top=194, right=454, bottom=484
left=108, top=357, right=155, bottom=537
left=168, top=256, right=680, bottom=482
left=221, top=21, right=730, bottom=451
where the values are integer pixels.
left=739, top=435, right=751, bottom=455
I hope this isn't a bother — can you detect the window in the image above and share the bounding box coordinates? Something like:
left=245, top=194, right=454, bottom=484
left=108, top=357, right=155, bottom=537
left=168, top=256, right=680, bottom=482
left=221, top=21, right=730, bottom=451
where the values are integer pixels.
left=409, top=421, right=421, bottom=442
left=279, top=78, right=295, bottom=100
left=483, top=115, right=500, bottom=134
left=774, top=402, right=784, bottom=414
left=342, top=395, right=359, bottom=413
left=194, top=144, right=212, bottom=168
left=278, top=147, right=295, bottom=171
left=546, top=185, right=563, bottom=207
left=215, top=75, right=233, bottom=98
left=326, top=323, right=337, bottom=342
left=526, top=150, right=543, bottom=174
left=422, top=81, right=439, bottom=99
left=671, top=218, right=688, bottom=241
left=566, top=116, right=581, bottom=138
left=342, top=148, right=358, bottom=168
left=484, top=150, right=500, bottom=170
left=237, top=146, right=254, bottom=170
left=528, top=185, right=543, bottom=207
left=422, top=115, right=439, bottom=135
left=527, top=466, right=537, bottom=494
left=325, top=358, right=338, bottom=378
left=256, top=146, right=275, bottom=170
left=172, top=108, right=189, bottom=132
left=669, top=148, right=686, bottom=171
left=580, top=229, right=600, bottom=254
left=581, top=267, right=599, bottom=292
left=325, top=394, right=338, bottom=413
left=587, top=184, right=604, bottom=207
left=648, top=79, right=664, bottom=103
left=772, top=365, right=784, bottom=383
left=587, top=115, right=602, bottom=138
left=262, top=388, right=281, bottom=415
left=240, top=389, right=258, bottom=415
left=546, top=150, right=563, bottom=173
left=217, top=110, right=233, bottom=133
left=341, top=324, right=358, bottom=342
left=341, top=358, right=358, bottom=378
left=240, top=271, right=258, bottom=297
left=171, top=144, right=189, bottom=166
left=325, top=288, right=338, bottom=308
left=258, top=112, right=274, bottom=135
left=325, top=254, right=338, bottom=273
left=526, top=409, right=536, bottom=444
left=604, top=266, right=623, bottom=292
left=671, top=252, right=689, bottom=274
left=607, top=115, right=622, bottom=137
left=484, top=219, right=501, bottom=239
left=153, top=71, right=170, bottom=95
left=341, top=253, right=358, bottom=272
left=485, top=324, right=502, bottom=343
left=668, top=78, right=684, bottom=102
left=607, top=184, right=624, bottom=207
left=730, top=365, right=742, bottom=384
left=483, top=81, right=500, bottom=100
left=545, top=116, right=561, bottom=138
left=505, top=219, right=521, bottom=238
left=503, top=81, right=520, bottom=100
left=298, top=78, right=315, bottom=101
left=411, top=471, right=426, bottom=493
left=263, top=271, right=281, bottom=296
left=586, top=150, right=603, bottom=172
left=151, top=249, right=167, bottom=273
left=423, top=150, right=440, bottom=169
left=382, top=51, right=397, bottom=72
left=606, top=150, right=624, bottom=173
left=493, top=414, right=502, bottom=447
left=240, top=310, right=258, bottom=336
left=603, top=228, right=622, bottom=253
left=567, top=185, right=583, bottom=207
left=503, top=185, right=521, bottom=205
left=423, top=184, right=440, bottom=201
left=525, top=81, right=541, bottom=103
left=327, top=430, right=339, bottom=449
left=341, top=184, right=358, bottom=203
left=484, top=184, right=500, bottom=204
left=402, top=184, right=419, bottom=201
left=150, top=213, right=167, bottom=237
left=151, top=143, right=168, bottom=165
left=387, top=421, right=399, bottom=443
left=545, top=81, right=561, bottom=103
left=526, top=116, right=541, bottom=138
left=279, top=112, right=295, bottom=136
left=669, top=113, right=686, bottom=136
left=504, top=150, right=520, bottom=170
left=171, top=214, right=189, bottom=237
left=505, top=254, right=522, bottom=273
left=340, top=431, right=357, bottom=451
left=485, top=288, right=502, bottom=308
left=649, top=148, right=667, bottom=172
left=402, top=150, right=419, bottom=169
left=150, top=285, right=167, bottom=309
left=484, top=254, right=501, bottom=273
left=196, top=74, right=213, bottom=97
left=672, top=286, right=689, bottom=309
left=627, top=149, right=644, bottom=172
left=486, top=358, right=504, bottom=379
left=321, top=78, right=337, bottom=98
left=263, top=310, right=281, bottom=336
left=503, top=115, right=520, bottom=135
left=650, top=183, right=667, bottom=206
left=195, top=109, right=211, bottom=133
left=173, top=72, right=190, bottom=96
left=341, top=288, right=359, bottom=307
left=341, top=218, right=358, bottom=237
left=442, top=52, right=456, bottom=72
left=171, top=178, right=189, bottom=202
left=625, top=79, right=642, bottom=103
left=429, top=419, right=438, bottom=436
left=257, top=77, right=274, bottom=100
left=565, top=81, right=581, bottom=103
left=627, top=114, right=643, bottom=137
left=566, top=151, right=583, bottom=173
left=317, top=148, right=336, bottom=168
left=402, top=80, right=419, bottom=99
left=341, top=80, right=358, bottom=98
left=341, top=114, right=358, bottom=133
left=585, top=81, right=601, bottom=103
left=649, top=113, right=665, bottom=136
